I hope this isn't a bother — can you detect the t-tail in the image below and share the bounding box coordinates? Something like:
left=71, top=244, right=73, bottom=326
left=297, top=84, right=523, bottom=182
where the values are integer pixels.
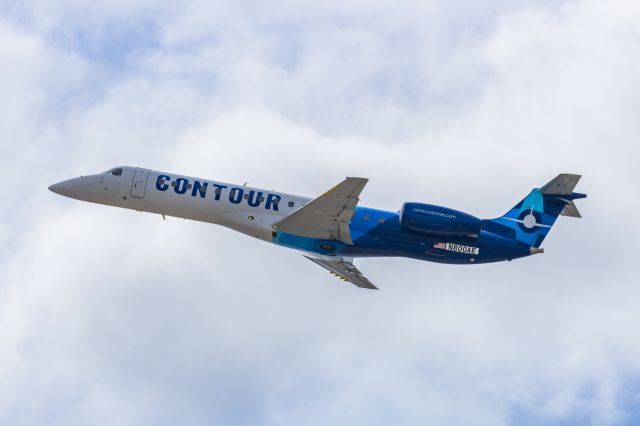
left=482, top=174, right=587, bottom=251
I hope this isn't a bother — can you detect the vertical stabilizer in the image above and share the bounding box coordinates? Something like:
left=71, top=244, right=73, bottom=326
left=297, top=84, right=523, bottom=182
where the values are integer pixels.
left=482, top=174, right=586, bottom=248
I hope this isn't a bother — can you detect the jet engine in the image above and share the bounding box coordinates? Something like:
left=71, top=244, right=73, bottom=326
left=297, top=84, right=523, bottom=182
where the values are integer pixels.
left=400, top=202, right=482, bottom=237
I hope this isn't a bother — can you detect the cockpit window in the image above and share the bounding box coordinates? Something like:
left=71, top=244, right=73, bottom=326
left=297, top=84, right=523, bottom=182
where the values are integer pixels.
left=106, top=167, right=123, bottom=177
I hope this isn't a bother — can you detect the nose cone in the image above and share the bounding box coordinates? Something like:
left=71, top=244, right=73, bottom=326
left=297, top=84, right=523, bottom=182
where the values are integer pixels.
left=49, top=178, right=85, bottom=199
left=48, top=182, right=65, bottom=195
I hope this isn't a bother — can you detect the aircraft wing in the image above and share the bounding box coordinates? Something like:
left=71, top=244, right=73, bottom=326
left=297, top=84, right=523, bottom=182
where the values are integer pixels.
left=304, top=256, right=378, bottom=290
left=540, top=174, right=584, bottom=218
left=273, top=177, right=368, bottom=244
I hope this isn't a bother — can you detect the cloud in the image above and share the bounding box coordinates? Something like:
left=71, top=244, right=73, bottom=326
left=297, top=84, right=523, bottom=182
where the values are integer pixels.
left=1, top=0, right=640, bottom=425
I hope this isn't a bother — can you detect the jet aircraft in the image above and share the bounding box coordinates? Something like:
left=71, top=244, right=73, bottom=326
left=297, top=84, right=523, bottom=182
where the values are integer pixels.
left=49, top=168, right=586, bottom=289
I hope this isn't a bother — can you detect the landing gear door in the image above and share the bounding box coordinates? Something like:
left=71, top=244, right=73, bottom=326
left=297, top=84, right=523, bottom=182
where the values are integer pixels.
left=130, top=168, right=150, bottom=198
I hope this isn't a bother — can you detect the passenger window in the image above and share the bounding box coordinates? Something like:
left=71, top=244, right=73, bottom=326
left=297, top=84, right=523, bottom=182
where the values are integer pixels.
left=363, top=214, right=370, bottom=221
left=378, top=217, right=385, bottom=223
left=288, top=201, right=295, bottom=208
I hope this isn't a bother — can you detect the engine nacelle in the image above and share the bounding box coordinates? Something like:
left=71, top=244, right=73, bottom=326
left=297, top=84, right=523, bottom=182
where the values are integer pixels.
left=400, top=202, right=482, bottom=237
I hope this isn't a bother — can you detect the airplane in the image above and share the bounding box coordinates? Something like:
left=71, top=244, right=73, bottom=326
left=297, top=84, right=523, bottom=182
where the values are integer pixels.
left=49, top=167, right=586, bottom=289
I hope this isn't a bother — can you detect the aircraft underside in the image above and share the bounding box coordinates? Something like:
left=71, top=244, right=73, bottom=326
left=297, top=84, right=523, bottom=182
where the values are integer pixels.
left=274, top=216, right=532, bottom=265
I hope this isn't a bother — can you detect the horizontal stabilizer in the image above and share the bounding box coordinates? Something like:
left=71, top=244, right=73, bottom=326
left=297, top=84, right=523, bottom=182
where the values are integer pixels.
left=540, top=174, right=581, bottom=195
left=561, top=201, right=582, bottom=218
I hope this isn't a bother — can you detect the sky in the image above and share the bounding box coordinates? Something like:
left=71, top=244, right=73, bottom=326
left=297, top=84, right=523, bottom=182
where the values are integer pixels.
left=1, top=0, right=640, bottom=425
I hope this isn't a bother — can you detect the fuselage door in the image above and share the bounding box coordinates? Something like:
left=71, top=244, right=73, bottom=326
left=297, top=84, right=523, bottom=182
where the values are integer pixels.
left=130, top=168, right=150, bottom=198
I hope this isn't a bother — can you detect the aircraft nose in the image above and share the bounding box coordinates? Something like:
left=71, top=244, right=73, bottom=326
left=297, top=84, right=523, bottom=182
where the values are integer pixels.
left=48, top=182, right=64, bottom=194
left=48, top=178, right=85, bottom=198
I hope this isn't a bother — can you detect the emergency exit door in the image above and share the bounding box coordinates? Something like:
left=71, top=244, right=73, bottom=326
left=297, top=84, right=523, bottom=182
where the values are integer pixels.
left=130, top=168, right=150, bottom=198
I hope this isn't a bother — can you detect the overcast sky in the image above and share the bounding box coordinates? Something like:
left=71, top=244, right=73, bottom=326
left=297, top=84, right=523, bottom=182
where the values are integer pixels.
left=1, top=1, right=639, bottom=425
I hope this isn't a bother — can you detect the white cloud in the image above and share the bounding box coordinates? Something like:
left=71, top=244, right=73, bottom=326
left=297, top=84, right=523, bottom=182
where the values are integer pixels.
left=1, top=0, right=640, bottom=425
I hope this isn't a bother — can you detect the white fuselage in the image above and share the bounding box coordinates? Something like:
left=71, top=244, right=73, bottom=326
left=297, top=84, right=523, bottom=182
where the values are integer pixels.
left=50, top=166, right=311, bottom=242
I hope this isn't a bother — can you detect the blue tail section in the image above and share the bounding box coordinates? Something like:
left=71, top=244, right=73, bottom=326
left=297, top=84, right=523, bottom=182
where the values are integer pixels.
left=482, top=174, right=586, bottom=248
